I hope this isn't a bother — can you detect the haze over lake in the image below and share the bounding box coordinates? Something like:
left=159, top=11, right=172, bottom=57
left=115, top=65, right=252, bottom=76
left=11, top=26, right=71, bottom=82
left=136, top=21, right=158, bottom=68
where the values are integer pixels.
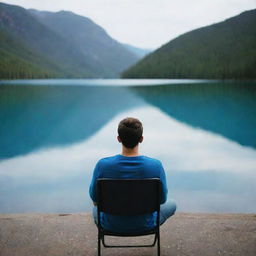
left=0, top=79, right=255, bottom=214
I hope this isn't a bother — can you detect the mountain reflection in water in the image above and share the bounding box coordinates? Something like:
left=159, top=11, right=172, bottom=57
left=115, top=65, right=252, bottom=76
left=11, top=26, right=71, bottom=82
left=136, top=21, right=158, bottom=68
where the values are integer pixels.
left=131, top=82, right=256, bottom=148
left=0, top=79, right=255, bottom=214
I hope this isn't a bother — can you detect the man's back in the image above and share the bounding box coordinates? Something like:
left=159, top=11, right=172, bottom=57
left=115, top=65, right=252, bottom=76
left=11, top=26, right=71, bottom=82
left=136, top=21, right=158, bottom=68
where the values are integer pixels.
left=89, top=154, right=168, bottom=232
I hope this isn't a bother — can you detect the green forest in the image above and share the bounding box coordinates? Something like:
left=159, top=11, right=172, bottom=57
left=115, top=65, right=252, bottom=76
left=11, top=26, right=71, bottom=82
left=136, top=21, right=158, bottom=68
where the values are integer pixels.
left=0, top=3, right=138, bottom=79
left=1, top=2, right=256, bottom=80
left=0, top=30, right=58, bottom=79
left=122, top=9, right=256, bottom=79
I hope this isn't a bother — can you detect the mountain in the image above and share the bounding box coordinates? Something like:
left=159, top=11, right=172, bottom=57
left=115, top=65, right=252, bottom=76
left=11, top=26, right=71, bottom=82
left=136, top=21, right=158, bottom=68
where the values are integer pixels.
left=29, top=9, right=139, bottom=77
left=123, top=43, right=153, bottom=58
left=0, top=3, right=139, bottom=79
left=122, top=9, right=256, bottom=79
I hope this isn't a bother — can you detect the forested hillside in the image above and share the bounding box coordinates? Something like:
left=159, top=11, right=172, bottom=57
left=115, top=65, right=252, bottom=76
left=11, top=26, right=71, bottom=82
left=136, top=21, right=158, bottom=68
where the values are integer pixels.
left=0, top=3, right=139, bottom=79
left=122, top=9, right=256, bottom=79
left=0, top=30, right=58, bottom=79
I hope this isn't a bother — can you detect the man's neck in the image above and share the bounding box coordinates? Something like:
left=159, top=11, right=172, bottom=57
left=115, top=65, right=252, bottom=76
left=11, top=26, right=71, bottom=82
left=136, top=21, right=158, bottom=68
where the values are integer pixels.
left=121, top=145, right=140, bottom=157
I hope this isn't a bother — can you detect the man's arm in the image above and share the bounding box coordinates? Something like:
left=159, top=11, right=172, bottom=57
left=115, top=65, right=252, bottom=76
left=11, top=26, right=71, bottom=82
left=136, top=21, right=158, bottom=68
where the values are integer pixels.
left=89, top=161, right=101, bottom=204
left=159, top=162, right=168, bottom=204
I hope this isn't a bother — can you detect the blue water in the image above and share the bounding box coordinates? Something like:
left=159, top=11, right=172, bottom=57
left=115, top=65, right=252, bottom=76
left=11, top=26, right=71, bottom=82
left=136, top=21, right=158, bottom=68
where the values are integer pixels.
left=0, top=79, right=255, bottom=213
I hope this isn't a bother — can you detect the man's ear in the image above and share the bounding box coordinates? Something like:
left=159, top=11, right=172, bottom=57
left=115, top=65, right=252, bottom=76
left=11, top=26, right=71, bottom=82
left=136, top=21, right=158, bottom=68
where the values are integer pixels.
left=117, top=136, right=122, bottom=143
left=139, top=136, right=144, bottom=143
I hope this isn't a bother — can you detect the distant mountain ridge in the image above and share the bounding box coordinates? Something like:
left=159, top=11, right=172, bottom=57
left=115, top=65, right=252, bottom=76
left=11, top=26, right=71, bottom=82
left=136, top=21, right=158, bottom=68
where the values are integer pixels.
left=122, top=9, right=256, bottom=79
left=0, top=3, right=140, bottom=79
left=123, top=43, right=153, bottom=58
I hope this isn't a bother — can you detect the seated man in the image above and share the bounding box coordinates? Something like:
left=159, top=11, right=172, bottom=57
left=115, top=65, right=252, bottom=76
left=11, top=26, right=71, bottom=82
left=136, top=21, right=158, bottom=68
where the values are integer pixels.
left=89, top=117, right=176, bottom=233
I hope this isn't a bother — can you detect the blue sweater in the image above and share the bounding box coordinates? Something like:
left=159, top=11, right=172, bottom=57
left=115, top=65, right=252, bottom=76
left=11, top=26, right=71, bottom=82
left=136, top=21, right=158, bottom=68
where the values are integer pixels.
left=89, top=154, right=168, bottom=232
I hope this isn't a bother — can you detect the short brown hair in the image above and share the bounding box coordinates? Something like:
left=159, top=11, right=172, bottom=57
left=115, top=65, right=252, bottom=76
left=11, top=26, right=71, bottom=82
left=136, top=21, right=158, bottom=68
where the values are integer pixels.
left=118, top=117, right=143, bottom=148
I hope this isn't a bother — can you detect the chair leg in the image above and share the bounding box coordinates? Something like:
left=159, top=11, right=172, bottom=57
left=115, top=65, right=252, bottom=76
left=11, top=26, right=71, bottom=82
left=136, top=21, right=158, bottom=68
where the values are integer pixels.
left=157, top=231, right=160, bottom=256
left=152, top=233, right=158, bottom=247
left=98, top=232, right=101, bottom=256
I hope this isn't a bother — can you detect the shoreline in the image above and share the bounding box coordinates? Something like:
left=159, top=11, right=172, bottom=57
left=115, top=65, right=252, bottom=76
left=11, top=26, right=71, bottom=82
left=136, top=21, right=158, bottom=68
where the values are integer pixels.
left=0, top=211, right=255, bottom=215
left=1, top=212, right=255, bottom=255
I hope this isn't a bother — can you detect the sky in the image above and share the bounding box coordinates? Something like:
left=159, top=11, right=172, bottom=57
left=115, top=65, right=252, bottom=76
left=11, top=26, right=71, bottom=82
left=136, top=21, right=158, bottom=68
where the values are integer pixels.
left=2, top=0, right=256, bottom=49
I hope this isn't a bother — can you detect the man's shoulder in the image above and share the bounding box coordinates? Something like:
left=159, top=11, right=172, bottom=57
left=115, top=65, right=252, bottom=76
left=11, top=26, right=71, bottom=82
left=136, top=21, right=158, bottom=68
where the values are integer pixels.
left=141, top=156, right=163, bottom=168
left=143, top=155, right=162, bottom=163
left=97, top=155, right=119, bottom=165
left=96, top=155, right=163, bottom=168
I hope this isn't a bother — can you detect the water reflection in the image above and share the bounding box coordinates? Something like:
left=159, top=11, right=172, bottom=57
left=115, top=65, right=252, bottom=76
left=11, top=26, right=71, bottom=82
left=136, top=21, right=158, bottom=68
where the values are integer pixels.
left=0, top=80, right=255, bottom=214
left=0, top=106, right=255, bottom=213
left=131, top=82, right=256, bottom=148
left=0, top=85, right=143, bottom=158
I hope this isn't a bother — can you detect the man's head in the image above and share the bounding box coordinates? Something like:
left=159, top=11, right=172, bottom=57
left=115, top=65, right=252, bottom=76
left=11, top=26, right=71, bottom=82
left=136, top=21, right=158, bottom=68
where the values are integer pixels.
left=117, top=117, right=143, bottom=148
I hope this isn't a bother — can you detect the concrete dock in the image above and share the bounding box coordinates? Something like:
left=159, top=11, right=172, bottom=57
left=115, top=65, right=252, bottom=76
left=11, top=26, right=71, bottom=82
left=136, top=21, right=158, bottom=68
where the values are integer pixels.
left=0, top=213, right=255, bottom=256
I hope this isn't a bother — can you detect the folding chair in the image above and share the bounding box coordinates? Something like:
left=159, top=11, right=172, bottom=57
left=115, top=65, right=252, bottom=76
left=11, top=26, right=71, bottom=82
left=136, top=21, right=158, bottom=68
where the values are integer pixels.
left=96, top=178, right=161, bottom=256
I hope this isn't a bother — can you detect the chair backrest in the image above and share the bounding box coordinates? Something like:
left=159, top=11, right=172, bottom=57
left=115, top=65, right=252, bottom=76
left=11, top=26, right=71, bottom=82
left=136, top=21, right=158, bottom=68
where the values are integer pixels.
left=97, top=178, right=161, bottom=216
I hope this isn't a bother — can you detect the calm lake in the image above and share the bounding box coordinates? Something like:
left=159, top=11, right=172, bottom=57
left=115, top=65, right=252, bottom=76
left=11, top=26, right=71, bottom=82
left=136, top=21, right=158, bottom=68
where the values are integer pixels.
left=0, top=79, right=255, bottom=214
